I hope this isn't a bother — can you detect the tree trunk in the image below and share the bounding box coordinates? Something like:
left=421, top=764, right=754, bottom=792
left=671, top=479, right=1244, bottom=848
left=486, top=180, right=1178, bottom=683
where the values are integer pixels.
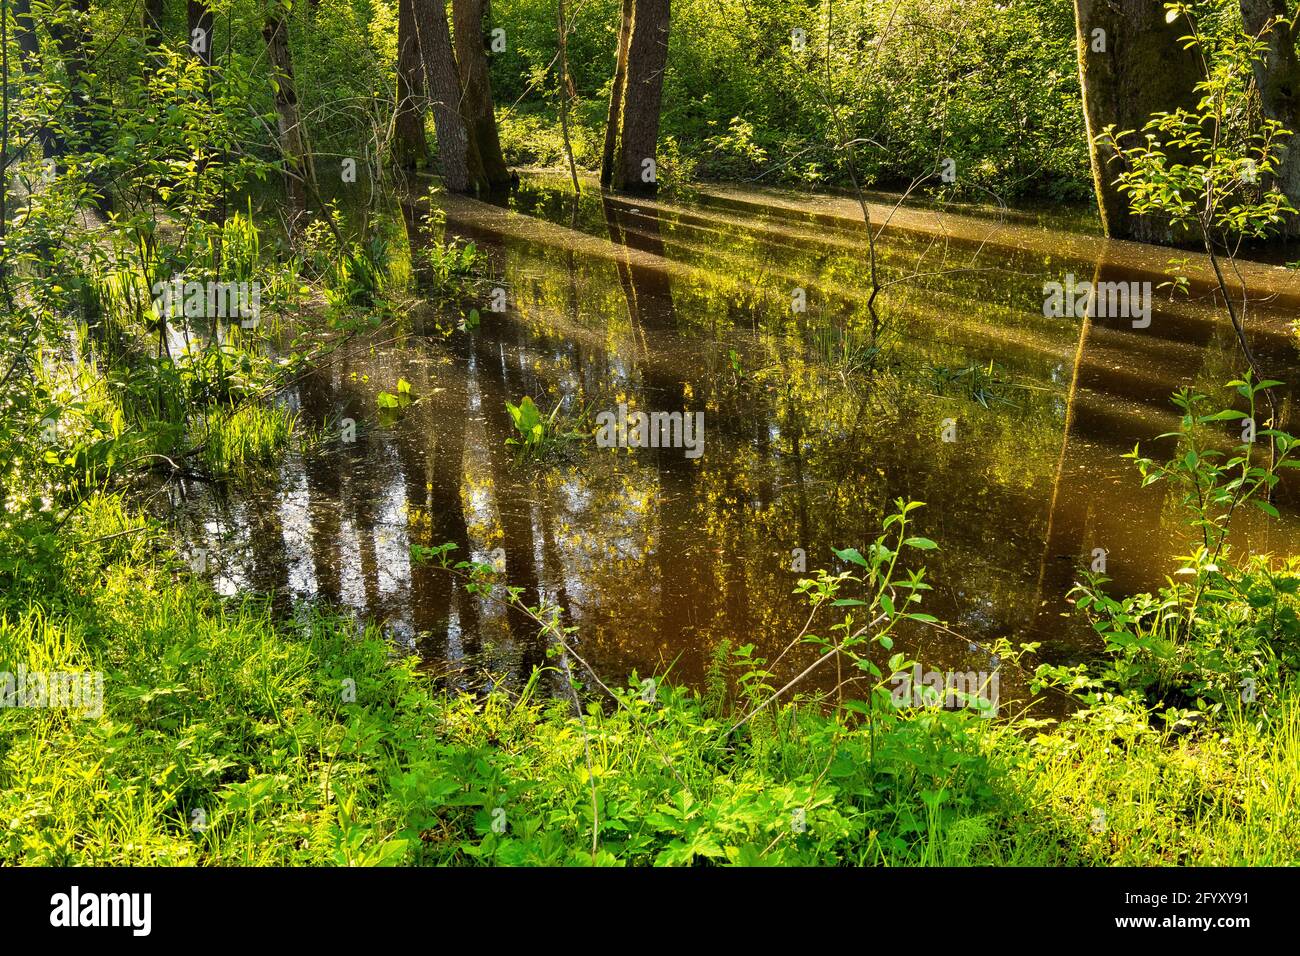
left=612, top=0, right=669, bottom=194
left=1073, top=0, right=1201, bottom=242
left=188, top=0, right=213, bottom=69
left=600, top=0, right=633, bottom=188
left=46, top=0, right=92, bottom=164
left=412, top=0, right=484, bottom=193
left=14, top=0, right=39, bottom=59
left=143, top=0, right=165, bottom=47
left=1241, top=0, right=1300, bottom=236
left=12, top=0, right=58, bottom=158
left=263, top=9, right=316, bottom=228
left=452, top=0, right=510, bottom=187
left=394, top=0, right=428, bottom=168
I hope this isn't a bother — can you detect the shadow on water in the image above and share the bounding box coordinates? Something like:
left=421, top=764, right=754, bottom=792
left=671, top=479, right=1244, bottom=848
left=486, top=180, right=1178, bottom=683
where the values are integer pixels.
left=165, top=172, right=1300, bottom=711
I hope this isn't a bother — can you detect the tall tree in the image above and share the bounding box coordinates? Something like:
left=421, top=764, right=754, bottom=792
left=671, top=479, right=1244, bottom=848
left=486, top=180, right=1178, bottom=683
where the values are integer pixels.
left=1241, top=0, right=1300, bottom=235
left=263, top=4, right=316, bottom=227
left=605, top=0, right=669, bottom=194
left=394, top=0, right=428, bottom=167
left=1073, top=0, right=1201, bottom=241
left=412, top=0, right=484, bottom=193
left=600, top=0, right=633, bottom=188
left=452, top=0, right=509, bottom=187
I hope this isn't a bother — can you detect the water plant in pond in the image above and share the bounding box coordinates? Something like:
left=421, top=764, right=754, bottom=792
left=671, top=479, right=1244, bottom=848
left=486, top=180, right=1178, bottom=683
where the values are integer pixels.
left=377, top=379, right=418, bottom=426
left=810, top=323, right=881, bottom=384
left=200, top=402, right=298, bottom=477
left=422, top=240, right=484, bottom=297
left=504, top=396, right=581, bottom=462
left=299, top=214, right=390, bottom=312
left=923, top=361, right=1019, bottom=409
left=1045, top=378, right=1300, bottom=723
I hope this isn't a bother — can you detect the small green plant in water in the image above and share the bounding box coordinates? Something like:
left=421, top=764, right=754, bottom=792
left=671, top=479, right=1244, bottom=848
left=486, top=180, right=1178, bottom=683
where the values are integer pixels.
left=377, top=379, right=417, bottom=426
left=1050, top=377, right=1299, bottom=722
left=504, top=396, right=579, bottom=462
left=201, top=402, right=297, bottom=477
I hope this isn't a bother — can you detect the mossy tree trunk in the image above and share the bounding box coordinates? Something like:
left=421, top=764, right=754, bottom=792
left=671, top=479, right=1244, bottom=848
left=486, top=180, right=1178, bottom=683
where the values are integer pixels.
left=600, top=0, right=633, bottom=188
left=609, top=0, right=669, bottom=195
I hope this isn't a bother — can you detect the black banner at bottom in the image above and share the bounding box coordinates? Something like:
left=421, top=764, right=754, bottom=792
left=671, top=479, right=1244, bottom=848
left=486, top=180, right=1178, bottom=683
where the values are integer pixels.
left=0, top=866, right=1283, bottom=942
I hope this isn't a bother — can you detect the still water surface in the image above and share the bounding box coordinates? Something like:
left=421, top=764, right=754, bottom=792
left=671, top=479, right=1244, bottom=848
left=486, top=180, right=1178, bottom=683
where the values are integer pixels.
left=164, top=172, right=1300, bottom=705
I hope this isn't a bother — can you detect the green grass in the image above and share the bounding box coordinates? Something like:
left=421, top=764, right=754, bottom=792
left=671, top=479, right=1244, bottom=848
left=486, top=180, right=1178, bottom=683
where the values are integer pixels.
left=1001, top=697, right=1300, bottom=865
left=2, top=495, right=1296, bottom=866
left=199, top=402, right=297, bottom=477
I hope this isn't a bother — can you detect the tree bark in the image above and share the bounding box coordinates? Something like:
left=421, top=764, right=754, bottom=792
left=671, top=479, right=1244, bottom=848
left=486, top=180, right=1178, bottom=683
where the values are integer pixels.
left=12, top=0, right=58, bottom=158
left=263, top=9, right=316, bottom=228
left=1241, top=0, right=1300, bottom=236
left=187, top=0, right=213, bottom=69
left=600, top=0, right=633, bottom=188
left=143, top=0, right=165, bottom=48
left=394, top=0, right=429, bottom=168
left=1073, top=0, right=1201, bottom=242
left=612, top=0, right=669, bottom=194
left=452, top=0, right=510, bottom=187
left=14, top=0, right=39, bottom=59
left=412, top=0, right=484, bottom=193
left=46, top=0, right=92, bottom=163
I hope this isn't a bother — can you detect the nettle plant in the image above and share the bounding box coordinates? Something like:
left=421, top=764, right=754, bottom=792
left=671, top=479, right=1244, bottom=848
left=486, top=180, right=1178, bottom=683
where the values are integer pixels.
left=1054, top=377, right=1300, bottom=723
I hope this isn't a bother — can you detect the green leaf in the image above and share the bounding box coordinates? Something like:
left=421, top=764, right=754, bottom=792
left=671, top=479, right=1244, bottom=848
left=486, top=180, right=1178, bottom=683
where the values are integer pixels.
left=834, top=547, right=869, bottom=568
left=1254, top=500, right=1280, bottom=519
left=902, top=536, right=938, bottom=550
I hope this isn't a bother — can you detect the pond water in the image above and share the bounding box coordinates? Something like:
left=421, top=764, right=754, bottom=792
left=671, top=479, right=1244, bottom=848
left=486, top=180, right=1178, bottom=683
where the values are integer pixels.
left=163, top=172, right=1300, bottom=709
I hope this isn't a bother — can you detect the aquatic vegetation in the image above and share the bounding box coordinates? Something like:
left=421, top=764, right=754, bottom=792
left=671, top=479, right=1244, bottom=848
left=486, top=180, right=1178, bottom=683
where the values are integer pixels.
left=1047, top=377, right=1300, bottom=719
left=504, top=396, right=581, bottom=462
left=200, top=402, right=298, bottom=477
left=377, top=378, right=418, bottom=426
left=421, top=240, right=484, bottom=297
left=924, top=361, right=1020, bottom=409
left=299, top=215, right=390, bottom=312
left=1, top=364, right=1298, bottom=865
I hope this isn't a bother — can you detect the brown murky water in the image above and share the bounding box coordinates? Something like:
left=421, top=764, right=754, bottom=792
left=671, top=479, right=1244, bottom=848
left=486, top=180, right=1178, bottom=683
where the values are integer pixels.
left=162, top=172, right=1300, bottom=705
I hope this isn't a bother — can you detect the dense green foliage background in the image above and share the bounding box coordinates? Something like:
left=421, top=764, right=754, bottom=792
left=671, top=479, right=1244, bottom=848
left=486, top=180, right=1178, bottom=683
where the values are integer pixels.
left=20, top=0, right=1089, bottom=200
left=490, top=0, right=1091, bottom=198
